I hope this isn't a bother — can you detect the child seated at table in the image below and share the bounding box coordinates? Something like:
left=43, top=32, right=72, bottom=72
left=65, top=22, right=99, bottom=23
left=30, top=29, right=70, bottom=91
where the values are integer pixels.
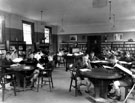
left=72, top=54, right=93, bottom=95
left=30, top=58, right=45, bottom=88
left=107, top=63, right=133, bottom=100
left=2, top=51, right=14, bottom=70
left=89, top=51, right=99, bottom=61
left=30, top=54, right=54, bottom=88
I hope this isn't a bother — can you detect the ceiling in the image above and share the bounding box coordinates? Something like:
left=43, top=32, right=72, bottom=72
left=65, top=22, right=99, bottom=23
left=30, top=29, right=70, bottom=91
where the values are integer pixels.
left=0, top=0, right=135, bottom=27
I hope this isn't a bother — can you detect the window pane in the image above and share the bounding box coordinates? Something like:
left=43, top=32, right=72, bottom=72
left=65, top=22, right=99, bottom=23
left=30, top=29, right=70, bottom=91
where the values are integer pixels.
left=44, top=27, right=50, bottom=43
left=23, top=23, right=32, bottom=44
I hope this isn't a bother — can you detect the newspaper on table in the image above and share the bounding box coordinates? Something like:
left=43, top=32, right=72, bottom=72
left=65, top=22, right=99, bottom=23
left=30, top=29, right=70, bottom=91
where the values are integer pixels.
left=114, top=63, right=133, bottom=76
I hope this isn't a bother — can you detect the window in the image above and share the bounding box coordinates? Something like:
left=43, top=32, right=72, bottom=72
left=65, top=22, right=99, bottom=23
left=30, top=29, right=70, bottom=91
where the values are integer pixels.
left=44, top=27, right=51, bottom=43
left=23, top=22, right=32, bottom=44
left=0, top=16, right=4, bottom=43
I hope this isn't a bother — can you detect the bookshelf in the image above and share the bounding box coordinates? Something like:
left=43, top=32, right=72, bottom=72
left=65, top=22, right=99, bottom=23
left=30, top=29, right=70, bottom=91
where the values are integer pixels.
left=0, top=44, right=6, bottom=59
left=59, top=42, right=87, bottom=52
left=101, top=41, right=135, bottom=54
left=35, top=42, right=49, bottom=55
left=8, top=41, right=26, bottom=58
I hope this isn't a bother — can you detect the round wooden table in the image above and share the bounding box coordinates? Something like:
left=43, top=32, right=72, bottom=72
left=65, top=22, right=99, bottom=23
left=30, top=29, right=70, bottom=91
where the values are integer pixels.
left=81, top=68, right=122, bottom=99
left=9, top=64, right=35, bottom=90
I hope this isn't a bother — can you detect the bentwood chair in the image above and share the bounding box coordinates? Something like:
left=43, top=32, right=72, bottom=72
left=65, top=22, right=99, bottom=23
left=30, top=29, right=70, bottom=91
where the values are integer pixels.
left=0, top=66, right=16, bottom=101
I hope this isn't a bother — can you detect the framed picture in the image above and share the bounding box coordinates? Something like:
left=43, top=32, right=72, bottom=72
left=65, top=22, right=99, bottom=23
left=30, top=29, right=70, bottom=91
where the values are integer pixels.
left=114, top=33, right=123, bottom=41
left=69, top=35, right=77, bottom=42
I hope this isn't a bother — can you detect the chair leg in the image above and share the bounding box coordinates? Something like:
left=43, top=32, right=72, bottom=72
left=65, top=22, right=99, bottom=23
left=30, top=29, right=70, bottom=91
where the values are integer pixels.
left=49, top=78, right=52, bottom=92
left=69, top=78, right=73, bottom=92
left=41, top=77, right=43, bottom=88
left=23, top=77, right=26, bottom=91
left=51, top=76, right=54, bottom=88
left=13, top=79, right=16, bottom=96
left=37, top=77, right=40, bottom=92
left=2, top=77, right=6, bottom=101
left=123, top=84, right=135, bottom=103
left=75, top=79, right=78, bottom=97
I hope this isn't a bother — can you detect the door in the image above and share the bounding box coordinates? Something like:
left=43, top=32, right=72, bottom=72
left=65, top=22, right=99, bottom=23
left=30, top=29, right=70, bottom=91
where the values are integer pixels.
left=87, top=36, right=101, bottom=55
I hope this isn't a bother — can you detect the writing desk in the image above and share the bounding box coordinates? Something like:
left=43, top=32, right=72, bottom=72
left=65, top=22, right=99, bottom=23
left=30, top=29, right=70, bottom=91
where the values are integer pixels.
left=81, top=68, right=122, bottom=99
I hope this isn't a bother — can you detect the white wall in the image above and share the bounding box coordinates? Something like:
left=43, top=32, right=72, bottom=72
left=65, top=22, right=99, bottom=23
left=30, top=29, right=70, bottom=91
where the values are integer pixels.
left=57, top=19, right=135, bottom=35
left=0, top=10, right=46, bottom=33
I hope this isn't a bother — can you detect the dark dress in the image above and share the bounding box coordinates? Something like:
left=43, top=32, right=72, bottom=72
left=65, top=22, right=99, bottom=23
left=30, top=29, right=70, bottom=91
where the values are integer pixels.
left=1, top=58, right=14, bottom=73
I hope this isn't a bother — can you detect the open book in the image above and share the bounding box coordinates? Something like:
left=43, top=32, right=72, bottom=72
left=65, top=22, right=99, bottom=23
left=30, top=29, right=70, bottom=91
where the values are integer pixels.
left=90, top=60, right=108, bottom=63
left=12, top=58, right=23, bottom=63
left=103, top=65, right=113, bottom=69
left=80, top=68, right=91, bottom=72
left=118, top=61, right=132, bottom=65
left=114, top=63, right=133, bottom=76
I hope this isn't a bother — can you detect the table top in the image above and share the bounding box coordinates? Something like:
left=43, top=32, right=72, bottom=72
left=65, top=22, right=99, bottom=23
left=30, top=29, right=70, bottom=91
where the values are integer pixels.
left=81, top=68, right=122, bottom=80
left=9, top=64, right=34, bottom=71
left=90, top=60, right=110, bottom=64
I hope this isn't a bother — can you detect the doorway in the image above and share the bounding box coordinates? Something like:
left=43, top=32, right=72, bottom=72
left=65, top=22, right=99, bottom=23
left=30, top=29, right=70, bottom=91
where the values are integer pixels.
left=87, top=35, right=101, bottom=55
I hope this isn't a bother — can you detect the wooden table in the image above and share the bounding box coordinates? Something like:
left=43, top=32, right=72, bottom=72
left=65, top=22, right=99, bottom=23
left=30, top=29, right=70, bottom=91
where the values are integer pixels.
left=90, top=60, right=112, bottom=68
left=8, top=64, right=35, bottom=91
left=81, top=68, right=122, bottom=99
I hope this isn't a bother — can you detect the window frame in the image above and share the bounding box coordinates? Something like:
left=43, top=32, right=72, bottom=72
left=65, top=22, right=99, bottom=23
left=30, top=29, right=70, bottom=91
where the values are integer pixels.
left=0, top=16, right=4, bottom=43
left=44, top=26, right=51, bottom=44
left=22, top=20, right=34, bottom=45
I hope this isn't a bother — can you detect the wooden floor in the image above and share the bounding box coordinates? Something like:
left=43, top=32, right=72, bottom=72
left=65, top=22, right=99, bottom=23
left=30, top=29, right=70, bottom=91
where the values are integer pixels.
left=0, top=66, right=135, bottom=103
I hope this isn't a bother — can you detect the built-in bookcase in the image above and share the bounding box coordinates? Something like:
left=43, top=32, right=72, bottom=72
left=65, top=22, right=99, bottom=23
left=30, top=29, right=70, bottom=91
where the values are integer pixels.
left=101, top=41, right=135, bottom=54
left=7, top=41, right=26, bottom=58
left=59, top=42, right=87, bottom=52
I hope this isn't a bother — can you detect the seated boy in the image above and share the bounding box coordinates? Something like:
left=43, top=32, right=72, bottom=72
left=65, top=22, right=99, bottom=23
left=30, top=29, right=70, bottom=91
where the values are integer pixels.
left=72, top=55, right=93, bottom=95
left=108, top=63, right=134, bottom=100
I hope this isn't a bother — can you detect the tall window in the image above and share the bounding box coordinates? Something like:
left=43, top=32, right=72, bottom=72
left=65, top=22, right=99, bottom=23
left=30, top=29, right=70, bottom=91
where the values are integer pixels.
left=44, top=27, right=51, bottom=43
left=23, top=22, right=32, bottom=44
left=0, top=16, right=4, bottom=43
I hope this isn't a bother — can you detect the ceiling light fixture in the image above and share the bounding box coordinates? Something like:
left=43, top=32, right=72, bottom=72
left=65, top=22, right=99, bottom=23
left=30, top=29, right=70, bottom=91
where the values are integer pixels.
left=40, top=10, right=43, bottom=25
left=108, top=0, right=115, bottom=28
left=60, top=16, right=65, bottom=33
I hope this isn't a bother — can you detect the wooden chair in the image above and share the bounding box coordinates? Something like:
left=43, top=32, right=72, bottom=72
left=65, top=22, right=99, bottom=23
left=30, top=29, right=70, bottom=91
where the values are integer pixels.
left=122, top=78, right=135, bottom=103
left=0, top=67, right=16, bottom=101
left=37, top=62, right=54, bottom=92
left=37, top=69, right=53, bottom=92
left=69, top=68, right=86, bottom=96
left=69, top=68, right=78, bottom=96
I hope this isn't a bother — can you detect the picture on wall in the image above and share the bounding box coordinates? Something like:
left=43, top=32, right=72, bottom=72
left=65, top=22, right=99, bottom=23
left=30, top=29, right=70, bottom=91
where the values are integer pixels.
left=114, top=33, right=123, bottom=41
left=69, top=35, right=77, bottom=42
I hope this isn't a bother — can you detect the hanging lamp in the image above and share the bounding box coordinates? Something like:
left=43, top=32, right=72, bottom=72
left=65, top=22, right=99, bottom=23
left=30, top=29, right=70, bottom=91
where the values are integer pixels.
left=60, top=16, right=65, bottom=32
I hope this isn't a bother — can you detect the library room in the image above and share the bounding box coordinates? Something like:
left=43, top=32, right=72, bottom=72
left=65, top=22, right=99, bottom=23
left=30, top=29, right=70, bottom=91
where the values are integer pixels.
left=0, top=0, right=135, bottom=103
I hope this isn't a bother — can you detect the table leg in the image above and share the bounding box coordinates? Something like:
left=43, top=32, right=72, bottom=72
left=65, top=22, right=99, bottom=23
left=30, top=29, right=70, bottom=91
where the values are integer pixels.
left=100, top=80, right=111, bottom=99
left=94, top=82, right=100, bottom=98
